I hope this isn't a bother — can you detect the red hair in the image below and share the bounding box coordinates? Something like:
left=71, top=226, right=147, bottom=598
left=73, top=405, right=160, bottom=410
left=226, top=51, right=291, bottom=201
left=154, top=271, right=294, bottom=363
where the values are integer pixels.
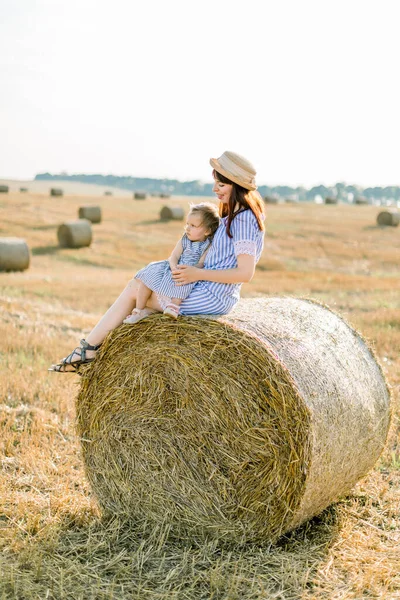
left=212, top=169, right=265, bottom=238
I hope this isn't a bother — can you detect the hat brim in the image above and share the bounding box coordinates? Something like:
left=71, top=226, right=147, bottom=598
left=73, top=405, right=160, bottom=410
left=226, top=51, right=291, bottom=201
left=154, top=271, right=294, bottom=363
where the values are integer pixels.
left=210, top=158, right=257, bottom=191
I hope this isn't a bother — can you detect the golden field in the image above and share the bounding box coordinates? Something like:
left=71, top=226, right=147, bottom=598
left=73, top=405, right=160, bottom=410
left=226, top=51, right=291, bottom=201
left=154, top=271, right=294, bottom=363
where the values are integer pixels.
left=0, top=190, right=399, bottom=599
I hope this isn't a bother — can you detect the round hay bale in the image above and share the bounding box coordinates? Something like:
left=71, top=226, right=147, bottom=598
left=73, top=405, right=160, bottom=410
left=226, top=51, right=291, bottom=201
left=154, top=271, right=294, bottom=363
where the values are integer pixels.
left=324, top=197, right=338, bottom=204
left=19, top=187, right=28, bottom=193
left=104, top=191, right=113, bottom=196
left=264, top=196, right=279, bottom=204
left=160, top=193, right=171, bottom=199
left=134, top=192, right=147, bottom=200
left=377, top=209, right=400, bottom=227
left=78, top=206, right=102, bottom=224
left=0, top=237, right=30, bottom=271
left=160, top=206, right=185, bottom=220
left=50, top=188, right=63, bottom=197
left=57, top=220, right=92, bottom=248
left=0, top=185, right=9, bottom=193
left=77, top=298, right=391, bottom=543
left=354, top=197, right=368, bottom=205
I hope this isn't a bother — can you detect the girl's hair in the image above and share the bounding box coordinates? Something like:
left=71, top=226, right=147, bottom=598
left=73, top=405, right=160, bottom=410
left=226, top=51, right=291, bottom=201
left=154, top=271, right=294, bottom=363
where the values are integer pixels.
left=212, top=169, right=265, bottom=238
left=188, top=202, right=220, bottom=240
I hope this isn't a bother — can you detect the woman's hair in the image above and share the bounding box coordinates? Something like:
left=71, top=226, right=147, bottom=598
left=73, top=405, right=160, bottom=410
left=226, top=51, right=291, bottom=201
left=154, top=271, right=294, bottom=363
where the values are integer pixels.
left=212, top=169, right=265, bottom=238
left=188, top=202, right=220, bottom=239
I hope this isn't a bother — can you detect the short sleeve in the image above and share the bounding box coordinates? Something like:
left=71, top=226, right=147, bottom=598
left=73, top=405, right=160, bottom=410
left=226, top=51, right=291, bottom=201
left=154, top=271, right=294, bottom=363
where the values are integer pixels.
left=230, top=211, right=259, bottom=257
left=181, top=234, right=189, bottom=250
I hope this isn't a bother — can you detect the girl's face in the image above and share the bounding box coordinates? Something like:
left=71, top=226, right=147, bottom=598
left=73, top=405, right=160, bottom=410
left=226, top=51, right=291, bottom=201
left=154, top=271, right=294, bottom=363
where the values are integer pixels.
left=212, top=177, right=233, bottom=205
left=185, top=212, right=211, bottom=242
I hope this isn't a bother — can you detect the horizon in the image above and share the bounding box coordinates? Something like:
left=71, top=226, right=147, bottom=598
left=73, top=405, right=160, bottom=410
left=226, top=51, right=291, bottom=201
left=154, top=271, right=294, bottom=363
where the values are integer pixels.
left=1, top=1, right=400, bottom=188
left=2, top=171, right=399, bottom=191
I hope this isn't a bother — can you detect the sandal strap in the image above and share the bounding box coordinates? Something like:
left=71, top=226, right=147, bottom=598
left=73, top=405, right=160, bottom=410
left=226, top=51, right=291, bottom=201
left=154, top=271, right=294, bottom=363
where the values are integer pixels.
left=79, top=338, right=102, bottom=362
left=165, top=303, right=179, bottom=311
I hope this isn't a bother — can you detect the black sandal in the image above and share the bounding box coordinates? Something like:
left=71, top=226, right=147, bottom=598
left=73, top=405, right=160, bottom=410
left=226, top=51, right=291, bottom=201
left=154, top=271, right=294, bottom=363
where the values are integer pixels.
left=48, top=339, right=102, bottom=372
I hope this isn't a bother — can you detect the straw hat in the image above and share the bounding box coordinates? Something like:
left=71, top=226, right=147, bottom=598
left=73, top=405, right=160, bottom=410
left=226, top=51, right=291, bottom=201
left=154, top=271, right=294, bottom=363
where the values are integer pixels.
left=210, top=151, right=257, bottom=191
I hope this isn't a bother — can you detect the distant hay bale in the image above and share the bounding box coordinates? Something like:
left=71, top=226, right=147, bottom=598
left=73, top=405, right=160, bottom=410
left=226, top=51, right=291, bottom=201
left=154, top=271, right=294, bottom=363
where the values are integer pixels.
left=19, top=187, right=28, bottom=193
left=57, top=219, right=92, bottom=248
left=77, top=297, right=391, bottom=543
left=50, top=188, right=63, bottom=197
left=0, top=237, right=30, bottom=271
left=284, top=198, right=299, bottom=204
left=264, top=196, right=279, bottom=204
left=354, top=197, right=369, bottom=205
left=104, top=191, right=113, bottom=196
left=324, top=197, right=338, bottom=204
left=160, top=206, right=185, bottom=220
left=134, top=192, right=147, bottom=200
left=160, top=193, right=171, bottom=199
left=78, top=206, right=102, bottom=224
left=0, top=185, right=9, bottom=193
left=377, top=209, right=400, bottom=227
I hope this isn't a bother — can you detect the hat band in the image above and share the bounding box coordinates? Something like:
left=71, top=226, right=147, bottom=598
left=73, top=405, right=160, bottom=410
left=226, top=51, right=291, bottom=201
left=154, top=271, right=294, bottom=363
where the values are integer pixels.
left=218, top=155, right=256, bottom=187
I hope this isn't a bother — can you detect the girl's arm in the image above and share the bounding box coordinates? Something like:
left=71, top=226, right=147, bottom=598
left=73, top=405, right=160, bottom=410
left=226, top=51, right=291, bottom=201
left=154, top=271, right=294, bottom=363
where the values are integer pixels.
left=168, top=240, right=183, bottom=270
left=172, top=254, right=256, bottom=284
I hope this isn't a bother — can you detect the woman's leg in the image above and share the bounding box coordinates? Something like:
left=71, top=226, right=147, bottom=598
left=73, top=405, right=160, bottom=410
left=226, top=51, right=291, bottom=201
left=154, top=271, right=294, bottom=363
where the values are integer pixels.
left=85, top=278, right=140, bottom=347
left=49, top=279, right=163, bottom=371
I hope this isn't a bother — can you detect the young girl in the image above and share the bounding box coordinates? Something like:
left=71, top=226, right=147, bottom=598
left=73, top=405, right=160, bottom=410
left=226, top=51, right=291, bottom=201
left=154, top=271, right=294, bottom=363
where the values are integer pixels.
left=123, top=202, right=220, bottom=322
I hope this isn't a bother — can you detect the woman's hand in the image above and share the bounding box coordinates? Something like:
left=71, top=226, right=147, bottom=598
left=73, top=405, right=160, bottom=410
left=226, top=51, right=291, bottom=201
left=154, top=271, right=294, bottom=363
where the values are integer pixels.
left=172, top=265, right=201, bottom=285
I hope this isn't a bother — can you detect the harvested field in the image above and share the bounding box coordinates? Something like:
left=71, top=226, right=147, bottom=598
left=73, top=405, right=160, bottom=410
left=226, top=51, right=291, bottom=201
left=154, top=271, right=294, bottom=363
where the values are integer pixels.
left=1, top=191, right=399, bottom=599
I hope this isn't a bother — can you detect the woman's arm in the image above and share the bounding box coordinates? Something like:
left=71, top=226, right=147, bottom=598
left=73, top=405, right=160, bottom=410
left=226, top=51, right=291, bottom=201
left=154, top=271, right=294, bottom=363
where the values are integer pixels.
left=168, top=239, right=183, bottom=270
left=172, top=254, right=256, bottom=285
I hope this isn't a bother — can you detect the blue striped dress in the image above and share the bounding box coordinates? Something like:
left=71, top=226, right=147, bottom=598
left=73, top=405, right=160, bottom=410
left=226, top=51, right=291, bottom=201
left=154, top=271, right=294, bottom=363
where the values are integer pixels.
left=135, top=234, right=211, bottom=299
left=157, top=209, right=265, bottom=315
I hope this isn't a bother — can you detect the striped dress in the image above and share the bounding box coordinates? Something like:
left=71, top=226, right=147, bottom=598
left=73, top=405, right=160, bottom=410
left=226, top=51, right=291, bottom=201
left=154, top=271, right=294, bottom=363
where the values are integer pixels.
left=157, top=209, right=265, bottom=315
left=135, top=234, right=210, bottom=299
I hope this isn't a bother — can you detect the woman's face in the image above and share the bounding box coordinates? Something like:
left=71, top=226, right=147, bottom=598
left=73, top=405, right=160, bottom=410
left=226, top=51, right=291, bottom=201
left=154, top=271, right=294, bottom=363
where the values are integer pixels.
left=213, top=177, right=233, bottom=205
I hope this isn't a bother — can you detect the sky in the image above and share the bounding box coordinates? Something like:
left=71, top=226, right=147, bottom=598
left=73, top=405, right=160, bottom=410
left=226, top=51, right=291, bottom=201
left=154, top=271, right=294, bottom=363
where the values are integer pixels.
left=1, top=0, right=399, bottom=188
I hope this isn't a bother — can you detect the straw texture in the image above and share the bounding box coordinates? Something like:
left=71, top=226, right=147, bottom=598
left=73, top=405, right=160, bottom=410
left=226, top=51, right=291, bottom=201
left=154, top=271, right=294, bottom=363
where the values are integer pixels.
left=0, top=237, right=30, bottom=271
left=78, top=206, right=102, bottom=224
left=57, top=220, right=92, bottom=248
left=77, top=297, right=391, bottom=543
left=377, top=209, right=400, bottom=227
left=160, top=206, right=184, bottom=220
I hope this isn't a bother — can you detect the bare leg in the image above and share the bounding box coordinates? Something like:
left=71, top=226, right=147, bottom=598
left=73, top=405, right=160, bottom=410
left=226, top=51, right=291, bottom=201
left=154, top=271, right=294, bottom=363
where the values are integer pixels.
left=49, top=279, right=163, bottom=371
left=86, top=279, right=140, bottom=347
left=135, top=282, right=152, bottom=311
left=171, top=298, right=183, bottom=307
left=163, top=297, right=183, bottom=319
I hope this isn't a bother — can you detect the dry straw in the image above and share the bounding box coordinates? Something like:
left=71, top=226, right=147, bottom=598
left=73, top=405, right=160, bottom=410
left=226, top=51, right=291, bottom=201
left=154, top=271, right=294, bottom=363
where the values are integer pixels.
left=160, top=206, right=184, bottom=220
left=0, top=237, right=30, bottom=271
left=77, top=297, right=391, bottom=543
left=57, top=219, right=92, bottom=248
left=78, top=206, right=102, bottom=224
left=377, top=209, right=400, bottom=227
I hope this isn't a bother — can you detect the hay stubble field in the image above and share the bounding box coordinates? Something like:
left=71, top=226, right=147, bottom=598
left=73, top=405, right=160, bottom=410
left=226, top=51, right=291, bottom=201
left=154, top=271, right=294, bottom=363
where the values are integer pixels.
left=1, top=191, right=399, bottom=599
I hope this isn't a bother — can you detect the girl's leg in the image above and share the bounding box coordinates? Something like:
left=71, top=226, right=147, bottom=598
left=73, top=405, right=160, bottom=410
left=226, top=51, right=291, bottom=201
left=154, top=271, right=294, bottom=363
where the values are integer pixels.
left=163, top=297, right=182, bottom=320
left=135, top=282, right=152, bottom=311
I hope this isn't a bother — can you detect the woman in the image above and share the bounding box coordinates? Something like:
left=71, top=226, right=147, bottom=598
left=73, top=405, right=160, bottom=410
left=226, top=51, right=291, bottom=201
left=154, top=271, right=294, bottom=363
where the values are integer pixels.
left=49, top=150, right=265, bottom=372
